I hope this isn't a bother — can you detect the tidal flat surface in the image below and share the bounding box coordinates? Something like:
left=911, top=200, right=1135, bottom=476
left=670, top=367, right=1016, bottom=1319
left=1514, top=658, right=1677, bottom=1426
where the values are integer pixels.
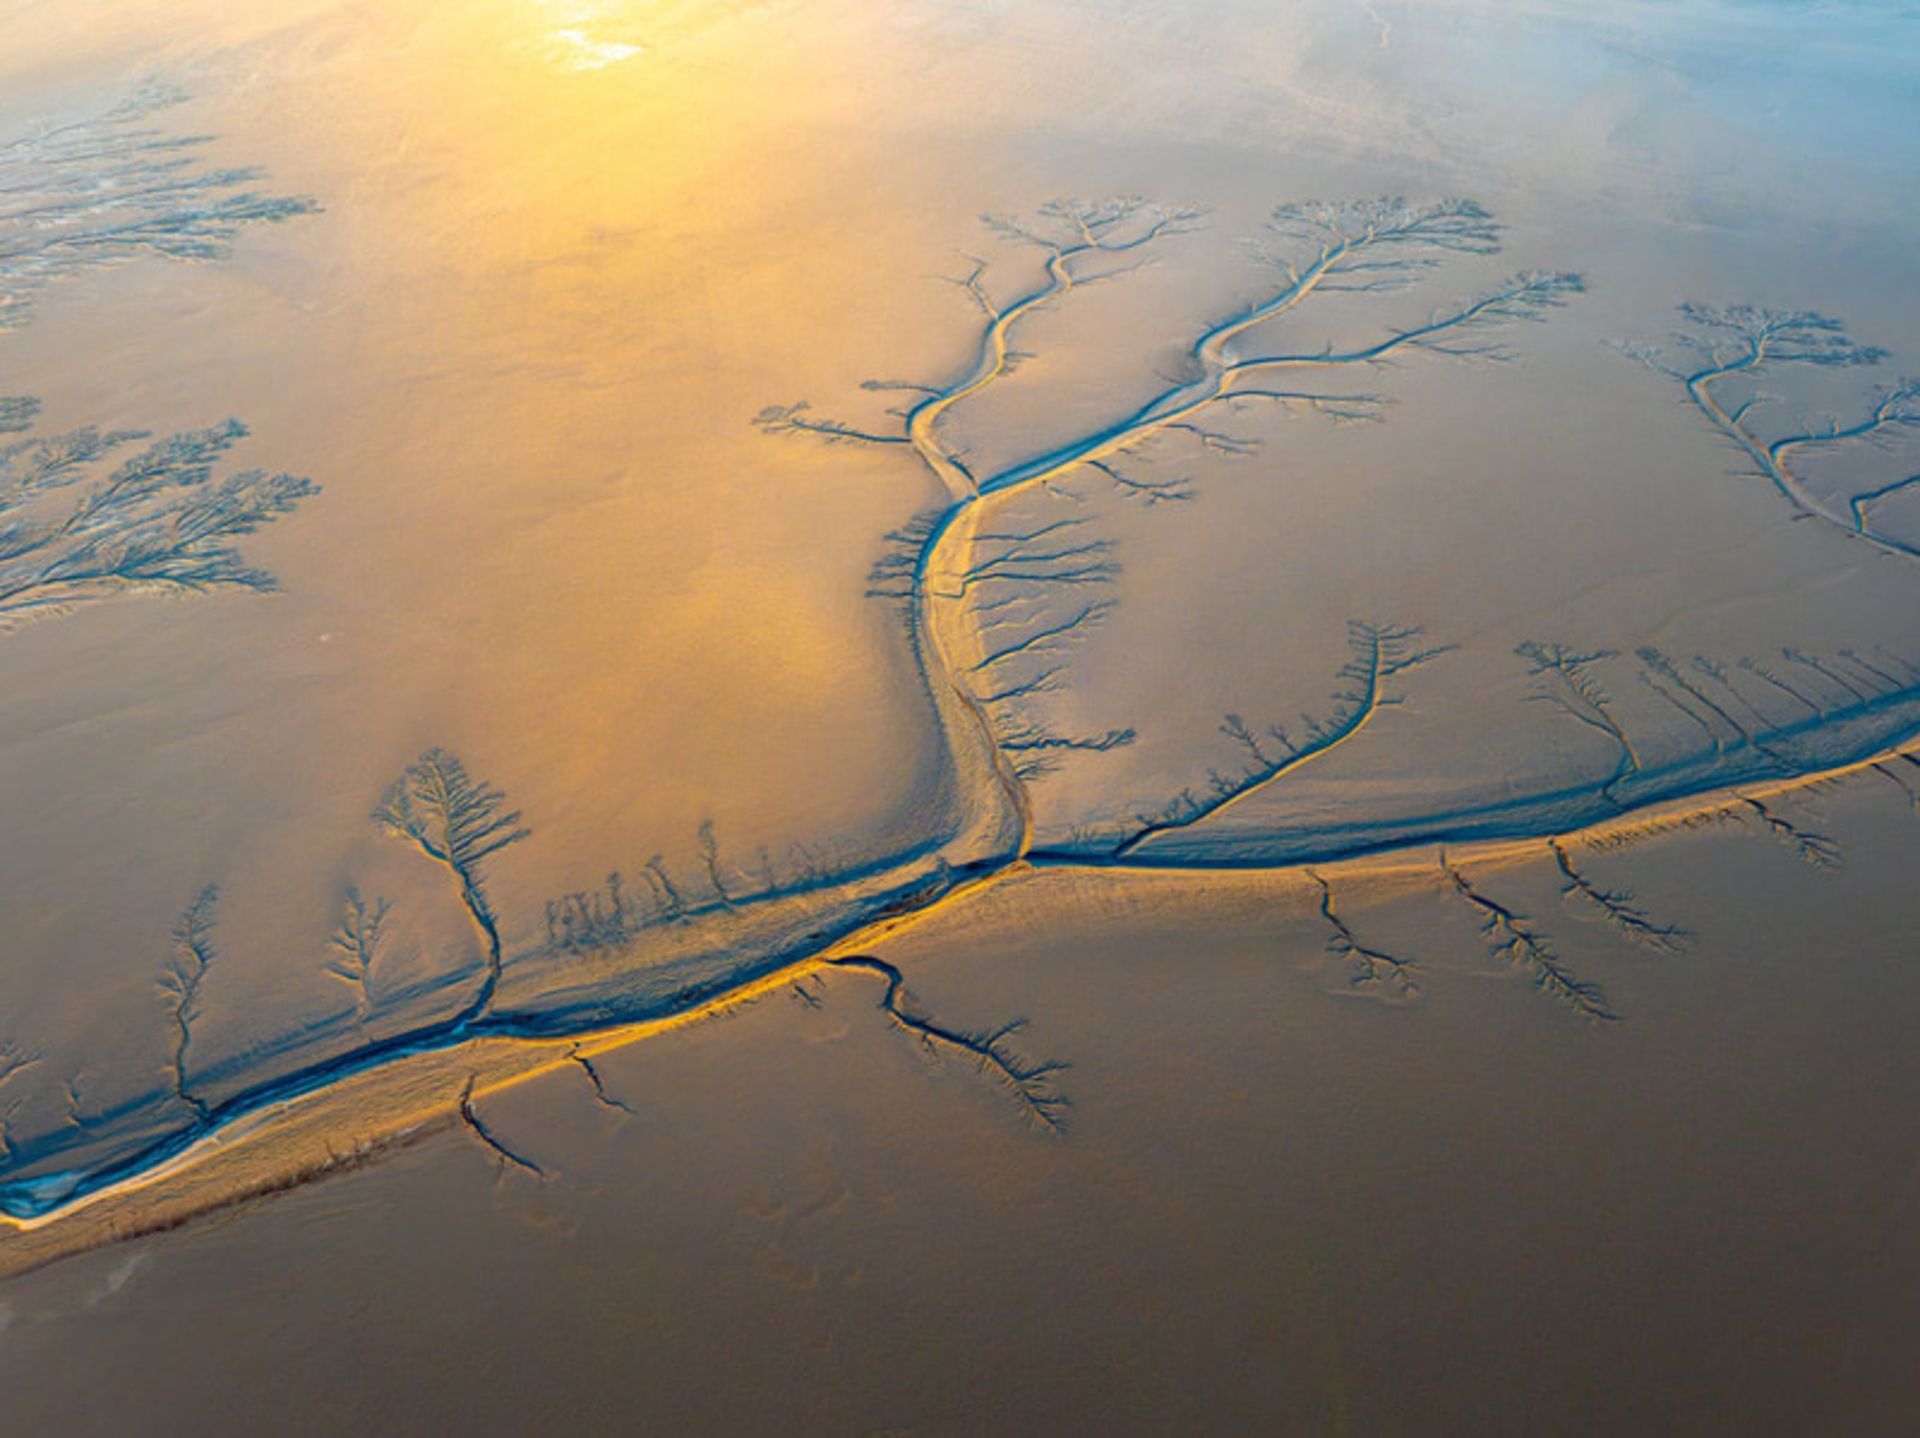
left=1, top=0, right=1918, bottom=1431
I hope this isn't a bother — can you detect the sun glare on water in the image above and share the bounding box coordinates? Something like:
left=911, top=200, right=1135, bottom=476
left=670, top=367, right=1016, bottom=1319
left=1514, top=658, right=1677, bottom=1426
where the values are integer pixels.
left=529, top=0, right=647, bottom=70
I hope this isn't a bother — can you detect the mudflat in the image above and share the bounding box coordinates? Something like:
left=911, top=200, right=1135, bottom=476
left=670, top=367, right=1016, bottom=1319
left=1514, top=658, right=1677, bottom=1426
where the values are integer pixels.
left=2, top=1, right=1917, bottom=1432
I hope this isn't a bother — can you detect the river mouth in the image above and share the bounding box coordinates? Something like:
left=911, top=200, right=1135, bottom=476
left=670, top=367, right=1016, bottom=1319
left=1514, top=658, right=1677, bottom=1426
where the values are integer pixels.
left=3, top=0, right=1918, bottom=1430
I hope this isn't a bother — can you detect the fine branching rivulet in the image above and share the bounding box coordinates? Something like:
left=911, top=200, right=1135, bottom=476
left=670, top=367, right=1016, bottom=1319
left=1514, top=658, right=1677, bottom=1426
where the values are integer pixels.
left=158, top=885, right=220, bottom=1120
left=1304, top=868, right=1419, bottom=996
left=0, top=413, right=318, bottom=633
left=1517, top=641, right=1640, bottom=799
left=1439, top=854, right=1617, bottom=1022
left=830, top=956, right=1070, bottom=1133
left=1548, top=840, right=1689, bottom=956
left=456, top=1075, right=547, bottom=1179
left=567, top=1043, right=636, bottom=1116
left=374, top=748, right=529, bottom=1018
left=0, top=1044, right=40, bottom=1168
left=0, top=83, right=316, bottom=334
left=1113, top=622, right=1450, bottom=858
left=1515, top=637, right=1915, bottom=870
left=1623, top=305, right=1920, bottom=560
left=546, top=873, right=634, bottom=955
left=326, top=888, right=391, bottom=1020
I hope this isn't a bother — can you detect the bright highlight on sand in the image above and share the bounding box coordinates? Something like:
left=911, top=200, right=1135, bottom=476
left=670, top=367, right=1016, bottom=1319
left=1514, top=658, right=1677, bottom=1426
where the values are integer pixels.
left=529, top=0, right=647, bottom=69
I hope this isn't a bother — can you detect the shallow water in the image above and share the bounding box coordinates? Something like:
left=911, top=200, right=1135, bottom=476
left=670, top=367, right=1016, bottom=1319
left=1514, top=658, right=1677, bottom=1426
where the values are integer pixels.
left=2, top=0, right=1918, bottom=1430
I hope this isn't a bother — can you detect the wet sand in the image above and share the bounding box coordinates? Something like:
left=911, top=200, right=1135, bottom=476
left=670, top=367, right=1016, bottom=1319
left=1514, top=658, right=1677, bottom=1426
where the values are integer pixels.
left=4, top=776, right=1920, bottom=1432
left=3, top=0, right=1919, bottom=1430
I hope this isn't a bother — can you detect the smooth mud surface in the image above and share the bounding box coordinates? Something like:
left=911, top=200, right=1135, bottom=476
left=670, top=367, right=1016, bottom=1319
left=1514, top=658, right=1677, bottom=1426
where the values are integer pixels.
left=2, top=0, right=1918, bottom=1432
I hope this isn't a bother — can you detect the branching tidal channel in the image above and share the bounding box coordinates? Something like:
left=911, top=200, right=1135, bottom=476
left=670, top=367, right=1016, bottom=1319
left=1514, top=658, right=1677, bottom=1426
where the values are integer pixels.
left=8, top=193, right=1920, bottom=1242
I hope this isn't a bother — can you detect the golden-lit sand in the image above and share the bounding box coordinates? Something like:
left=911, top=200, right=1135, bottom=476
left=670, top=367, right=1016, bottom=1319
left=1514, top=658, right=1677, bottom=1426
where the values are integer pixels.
left=3, top=0, right=1919, bottom=1430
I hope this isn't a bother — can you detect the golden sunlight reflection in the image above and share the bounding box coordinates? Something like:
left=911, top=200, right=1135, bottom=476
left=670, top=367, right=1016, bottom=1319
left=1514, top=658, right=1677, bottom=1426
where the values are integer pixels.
left=526, top=0, right=648, bottom=70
